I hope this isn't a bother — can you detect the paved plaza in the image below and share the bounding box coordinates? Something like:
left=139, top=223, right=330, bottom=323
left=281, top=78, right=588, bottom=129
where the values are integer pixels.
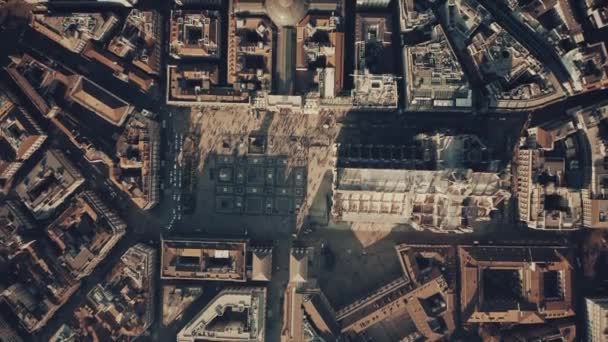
left=213, top=154, right=307, bottom=216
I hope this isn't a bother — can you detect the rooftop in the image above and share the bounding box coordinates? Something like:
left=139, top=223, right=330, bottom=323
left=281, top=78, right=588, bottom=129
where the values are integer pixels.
left=108, top=9, right=162, bottom=75
left=66, top=76, right=133, bottom=126
left=500, top=319, right=576, bottom=342
left=177, top=287, right=266, bottom=342
left=295, top=14, right=345, bottom=98
left=355, top=13, right=394, bottom=75
left=0, top=105, right=46, bottom=161
left=111, top=114, right=160, bottom=210
left=336, top=133, right=493, bottom=171
left=161, top=239, right=247, bottom=281
left=0, top=100, right=47, bottom=192
left=394, top=244, right=457, bottom=340
left=265, top=0, right=308, bottom=27
left=563, top=42, right=608, bottom=92
left=281, top=285, right=339, bottom=342
left=251, top=247, right=273, bottom=281
left=46, top=191, right=126, bottom=279
left=459, top=245, right=575, bottom=324
left=332, top=168, right=510, bottom=232
left=227, top=16, right=274, bottom=92
left=30, top=12, right=118, bottom=53
left=467, top=21, right=564, bottom=109
left=516, top=122, right=585, bottom=230
left=162, top=286, right=204, bottom=326
left=2, top=242, right=80, bottom=332
left=14, top=149, right=84, bottom=219
left=170, top=10, right=221, bottom=59
left=0, top=201, right=33, bottom=258
left=166, top=63, right=253, bottom=105
left=337, top=277, right=413, bottom=334
left=290, top=248, right=309, bottom=284
left=80, top=243, right=156, bottom=340
left=337, top=244, right=457, bottom=339
left=405, top=25, right=472, bottom=110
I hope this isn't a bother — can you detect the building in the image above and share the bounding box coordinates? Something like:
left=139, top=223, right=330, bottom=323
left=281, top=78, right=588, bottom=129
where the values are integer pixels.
left=265, top=0, right=308, bottom=27
left=163, top=0, right=361, bottom=112
left=505, top=0, right=608, bottom=95
left=174, top=0, right=222, bottom=5
left=295, top=14, right=345, bottom=99
left=459, top=245, right=575, bottom=324
left=589, top=5, right=608, bottom=29
left=399, top=0, right=435, bottom=32
left=30, top=12, right=118, bottom=53
left=8, top=55, right=158, bottom=210
left=166, top=63, right=250, bottom=105
left=177, top=287, right=267, bottom=342
left=170, top=10, right=221, bottom=59
left=511, top=0, right=583, bottom=50
left=332, top=167, right=510, bottom=232
left=467, top=22, right=564, bottom=110
left=227, top=15, right=274, bottom=92
left=82, top=43, right=155, bottom=93
left=405, top=24, right=472, bottom=110
left=499, top=319, right=576, bottom=342
left=356, top=0, right=390, bottom=8
left=444, top=0, right=489, bottom=41
left=162, top=285, right=204, bottom=326
left=289, top=248, right=309, bottom=285
left=166, top=1, right=276, bottom=107
left=250, top=247, right=273, bottom=281
left=233, top=0, right=265, bottom=15
left=45, top=191, right=126, bottom=279
left=46, top=0, right=138, bottom=6
left=107, top=9, right=162, bottom=75
left=46, top=110, right=158, bottom=210
left=583, top=197, right=608, bottom=229
left=353, top=12, right=398, bottom=108
left=161, top=239, right=247, bottom=281
left=5, top=54, right=56, bottom=116
left=77, top=243, right=156, bottom=339
left=352, top=73, right=399, bottom=108
left=394, top=245, right=457, bottom=341
left=572, top=102, right=608, bottom=228
left=336, top=244, right=457, bottom=340
left=563, top=42, right=608, bottom=92
left=14, top=149, right=85, bottom=219
left=49, top=324, right=77, bottom=342
left=516, top=122, right=584, bottom=230
left=0, top=201, right=34, bottom=259
left=8, top=51, right=141, bottom=112
left=8, top=55, right=135, bottom=121
left=337, top=277, right=414, bottom=335
left=65, top=75, right=134, bottom=126
left=2, top=241, right=80, bottom=332
left=282, top=245, right=338, bottom=342
left=281, top=286, right=339, bottom=342
left=0, top=93, right=47, bottom=193
left=111, top=114, right=160, bottom=210
left=310, top=0, right=340, bottom=12
left=332, top=134, right=506, bottom=232
left=0, top=314, right=23, bottom=342
left=585, top=297, right=608, bottom=342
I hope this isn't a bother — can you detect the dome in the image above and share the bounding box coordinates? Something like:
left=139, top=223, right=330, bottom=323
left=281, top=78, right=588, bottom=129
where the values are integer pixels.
left=265, top=0, right=309, bottom=27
